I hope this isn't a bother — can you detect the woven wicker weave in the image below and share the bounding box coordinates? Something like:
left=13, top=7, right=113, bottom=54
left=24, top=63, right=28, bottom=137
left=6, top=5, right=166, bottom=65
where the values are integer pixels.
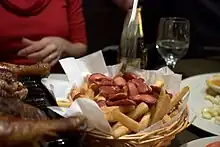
left=87, top=107, right=189, bottom=147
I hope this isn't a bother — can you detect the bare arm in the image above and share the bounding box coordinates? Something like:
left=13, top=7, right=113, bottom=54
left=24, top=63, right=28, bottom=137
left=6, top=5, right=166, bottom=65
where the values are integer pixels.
left=64, top=0, right=87, bottom=57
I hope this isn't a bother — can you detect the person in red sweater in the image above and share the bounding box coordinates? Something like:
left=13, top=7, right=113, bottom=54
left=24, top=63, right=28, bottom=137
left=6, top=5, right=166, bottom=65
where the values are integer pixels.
left=0, top=0, right=87, bottom=69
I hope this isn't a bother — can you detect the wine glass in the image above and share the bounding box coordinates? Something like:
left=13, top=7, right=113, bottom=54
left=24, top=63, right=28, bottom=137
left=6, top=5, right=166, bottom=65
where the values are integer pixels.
left=156, top=17, right=190, bottom=70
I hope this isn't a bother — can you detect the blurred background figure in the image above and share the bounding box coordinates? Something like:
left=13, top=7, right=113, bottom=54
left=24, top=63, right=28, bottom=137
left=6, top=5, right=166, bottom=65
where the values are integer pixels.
left=0, top=0, right=87, bottom=71
left=112, top=0, right=220, bottom=69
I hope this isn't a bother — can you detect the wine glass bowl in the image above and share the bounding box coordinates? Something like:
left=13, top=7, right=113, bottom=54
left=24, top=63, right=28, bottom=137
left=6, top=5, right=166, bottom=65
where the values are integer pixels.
left=156, top=17, right=190, bottom=69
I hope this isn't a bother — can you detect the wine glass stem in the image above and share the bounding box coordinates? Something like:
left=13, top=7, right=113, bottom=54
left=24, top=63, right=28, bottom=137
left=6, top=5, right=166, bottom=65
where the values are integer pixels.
left=165, top=59, right=177, bottom=70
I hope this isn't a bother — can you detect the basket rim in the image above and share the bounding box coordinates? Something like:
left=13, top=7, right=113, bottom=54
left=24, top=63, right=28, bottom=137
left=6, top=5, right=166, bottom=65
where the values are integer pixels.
left=88, top=106, right=189, bottom=144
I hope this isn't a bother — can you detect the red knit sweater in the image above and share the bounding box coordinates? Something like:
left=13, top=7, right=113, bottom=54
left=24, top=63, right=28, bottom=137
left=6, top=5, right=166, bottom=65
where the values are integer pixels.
left=0, top=0, right=86, bottom=66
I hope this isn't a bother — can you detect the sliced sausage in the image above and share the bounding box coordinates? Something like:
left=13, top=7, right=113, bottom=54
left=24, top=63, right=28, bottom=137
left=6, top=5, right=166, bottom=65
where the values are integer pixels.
left=130, top=94, right=157, bottom=104
left=96, top=100, right=106, bottom=108
left=97, top=79, right=115, bottom=86
left=108, top=93, right=128, bottom=101
left=127, top=81, right=139, bottom=96
left=150, top=85, right=161, bottom=94
left=113, top=76, right=126, bottom=87
left=106, top=99, right=136, bottom=106
left=99, top=86, right=120, bottom=98
left=137, top=78, right=145, bottom=83
left=89, top=73, right=114, bottom=86
left=131, top=79, right=151, bottom=94
left=123, top=72, right=137, bottom=81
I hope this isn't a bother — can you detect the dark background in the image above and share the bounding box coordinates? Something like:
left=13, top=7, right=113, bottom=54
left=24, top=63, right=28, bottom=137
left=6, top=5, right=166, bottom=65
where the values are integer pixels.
left=83, top=0, right=126, bottom=54
left=82, top=0, right=220, bottom=69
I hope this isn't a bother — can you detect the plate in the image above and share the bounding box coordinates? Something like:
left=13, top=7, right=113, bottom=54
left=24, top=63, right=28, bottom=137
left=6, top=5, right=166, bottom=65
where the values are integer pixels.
left=180, top=136, right=220, bottom=147
left=181, top=73, right=220, bottom=135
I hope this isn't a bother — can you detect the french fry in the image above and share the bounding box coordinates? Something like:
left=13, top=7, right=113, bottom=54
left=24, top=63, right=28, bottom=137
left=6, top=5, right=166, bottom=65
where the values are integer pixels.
left=162, top=114, right=171, bottom=123
left=85, top=88, right=95, bottom=99
left=113, top=125, right=130, bottom=138
left=119, top=106, right=136, bottom=114
left=139, top=112, right=151, bottom=130
left=154, top=80, right=164, bottom=88
left=70, top=88, right=81, bottom=100
left=169, top=109, right=179, bottom=118
left=82, top=82, right=88, bottom=91
left=101, top=106, right=119, bottom=122
left=101, top=106, right=136, bottom=122
left=112, top=102, right=149, bottom=130
left=96, top=95, right=106, bottom=101
left=150, top=88, right=171, bottom=125
left=56, top=100, right=72, bottom=107
left=169, top=86, right=189, bottom=112
left=113, top=111, right=151, bottom=138
left=112, top=109, right=141, bottom=133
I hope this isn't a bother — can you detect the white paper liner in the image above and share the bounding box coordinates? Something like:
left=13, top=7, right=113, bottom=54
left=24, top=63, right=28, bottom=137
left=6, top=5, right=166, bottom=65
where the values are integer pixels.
left=42, top=50, right=189, bottom=137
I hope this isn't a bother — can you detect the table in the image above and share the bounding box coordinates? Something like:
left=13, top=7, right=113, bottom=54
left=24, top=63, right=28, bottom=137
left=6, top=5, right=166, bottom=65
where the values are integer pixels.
left=169, top=58, right=220, bottom=147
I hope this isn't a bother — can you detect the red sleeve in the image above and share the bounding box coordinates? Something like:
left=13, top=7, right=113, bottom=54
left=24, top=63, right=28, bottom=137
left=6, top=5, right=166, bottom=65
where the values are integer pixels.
left=67, top=0, right=87, bottom=44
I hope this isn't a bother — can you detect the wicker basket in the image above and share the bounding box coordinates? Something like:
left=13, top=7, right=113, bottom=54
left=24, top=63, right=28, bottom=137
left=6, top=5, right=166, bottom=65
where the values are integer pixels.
left=86, top=107, right=189, bottom=147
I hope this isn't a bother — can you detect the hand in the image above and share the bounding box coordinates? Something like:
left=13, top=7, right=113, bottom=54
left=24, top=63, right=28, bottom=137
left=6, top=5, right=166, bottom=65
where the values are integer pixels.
left=18, top=37, right=67, bottom=66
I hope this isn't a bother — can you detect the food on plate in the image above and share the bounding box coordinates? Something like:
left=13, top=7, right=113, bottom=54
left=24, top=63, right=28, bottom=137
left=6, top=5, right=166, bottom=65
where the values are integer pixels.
left=68, top=72, right=189, bottom=137
left=0, top=115, right=86, bottom=147
left=206, top=141, right=220, bottom=147
left=0, top=62, right=51, bottom=77
left=0, top=68, right=28, bottom=99
left=202, top=75, right=220, bottom=125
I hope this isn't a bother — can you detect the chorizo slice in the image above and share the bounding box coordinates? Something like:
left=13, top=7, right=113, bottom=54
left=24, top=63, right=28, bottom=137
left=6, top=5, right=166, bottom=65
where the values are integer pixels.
left=130, top=94, right=157, bottom=104
left=108, top=93, right=128, bottom=101
left=106, top=99, right=136, bottom=106
left=89, top=73, right=114, bottom=86
left=99, top=86, right=120, bottom=98
left=127, top=81, right=139, bottom=96
left=113, top=76, right=126, bottom=87
left=150, top=85, right=161, bottom=94
left=132, top=79, right=151, bottom=94
left=96, top=100, right=106, bottom=108
left=98, top=79, right=115, bottom=86
left=122, top=72, right=137, bottom=81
